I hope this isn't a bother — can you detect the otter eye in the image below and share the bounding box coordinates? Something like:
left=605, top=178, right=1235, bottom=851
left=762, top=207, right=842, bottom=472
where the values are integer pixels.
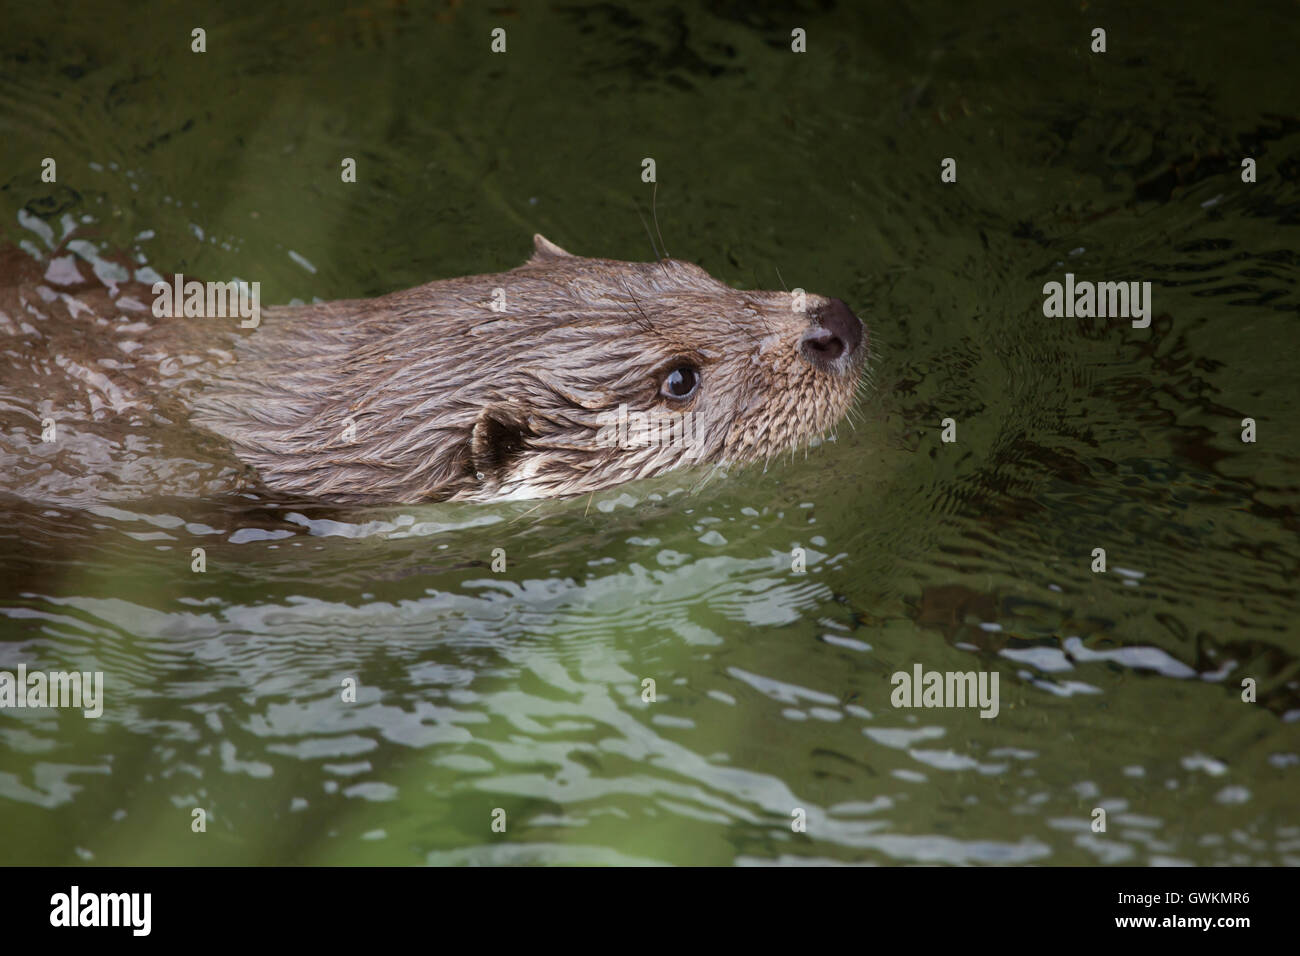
left=661, top=366, right=699, bottom=400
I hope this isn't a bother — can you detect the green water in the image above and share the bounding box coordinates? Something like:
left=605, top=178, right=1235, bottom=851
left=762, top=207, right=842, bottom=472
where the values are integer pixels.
left=1, top=0, right=1297, bottom=864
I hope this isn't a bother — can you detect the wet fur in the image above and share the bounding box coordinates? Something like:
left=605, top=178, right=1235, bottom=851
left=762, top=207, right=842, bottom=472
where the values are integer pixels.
left=1, top=236, right=862, bottom=504
left=194, top=236, right=863, bottom=503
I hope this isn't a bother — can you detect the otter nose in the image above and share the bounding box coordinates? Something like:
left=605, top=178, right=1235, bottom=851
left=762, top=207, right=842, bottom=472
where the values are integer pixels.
left=799, top=298, right=864, bottom=371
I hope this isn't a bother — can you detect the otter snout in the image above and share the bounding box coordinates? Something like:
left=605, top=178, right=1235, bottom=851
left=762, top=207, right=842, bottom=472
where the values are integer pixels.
left=799, top=298, right=865, bottom=373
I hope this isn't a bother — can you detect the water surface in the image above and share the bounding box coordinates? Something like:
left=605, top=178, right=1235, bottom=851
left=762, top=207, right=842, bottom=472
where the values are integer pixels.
left=0, top=0, right=1297, bottom=865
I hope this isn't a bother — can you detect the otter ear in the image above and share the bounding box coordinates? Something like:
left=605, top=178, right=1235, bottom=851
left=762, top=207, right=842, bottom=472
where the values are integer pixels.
left=470, top=405, right=531, bottom=481
left=528, top=234, right=573, bottom=264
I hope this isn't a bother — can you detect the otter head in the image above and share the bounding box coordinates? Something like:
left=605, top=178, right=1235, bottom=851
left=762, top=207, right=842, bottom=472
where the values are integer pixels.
left=465, top=235, right=867, bottom=500
left=194, top=234, right=867, bottom=503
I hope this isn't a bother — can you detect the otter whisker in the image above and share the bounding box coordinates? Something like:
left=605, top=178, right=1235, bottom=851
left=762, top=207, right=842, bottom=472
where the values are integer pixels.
left=635, top=202, right=661, bottom=261
left=731, top=314, right=765, bottom=349
left=614, top=299, right=652, bottom=336
left=686, top=461, right=727, bottom=498
left=652, top=181, right=668, bottom=260
left=507, top=500, right=549, bottom=524
left=617, top=277, right=661, bottom=338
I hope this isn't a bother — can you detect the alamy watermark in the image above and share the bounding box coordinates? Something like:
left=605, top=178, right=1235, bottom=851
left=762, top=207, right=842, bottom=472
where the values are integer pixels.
left=1042, top=273, right=1151, bottom=328
left=594, top=403, right=702, bottom=456
left=0, top=665, right=103, bottom=718
left=152, top=273, right=260, bottom=328
left=891, top=664, right=999, bottom=718
left=50, top=886, right=150, bottom=935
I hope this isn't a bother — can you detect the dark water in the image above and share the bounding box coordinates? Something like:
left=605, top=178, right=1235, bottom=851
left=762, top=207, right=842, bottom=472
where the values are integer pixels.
left=1, top=0, right=1297, bottom=864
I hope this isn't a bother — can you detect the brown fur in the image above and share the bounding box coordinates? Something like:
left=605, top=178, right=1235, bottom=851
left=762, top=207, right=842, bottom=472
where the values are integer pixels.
left=0, top=235, right=865, bottom=504
left=193, top=236, right=867, bottom=502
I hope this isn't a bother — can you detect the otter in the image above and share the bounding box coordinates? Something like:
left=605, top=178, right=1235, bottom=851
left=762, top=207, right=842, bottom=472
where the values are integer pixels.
left=0, top=235, right=866, bottom=504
